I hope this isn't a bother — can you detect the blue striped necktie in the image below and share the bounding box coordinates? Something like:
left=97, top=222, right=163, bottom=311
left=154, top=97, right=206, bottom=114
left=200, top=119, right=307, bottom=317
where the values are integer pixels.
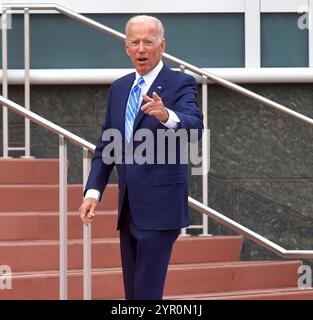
left=125, top=76, right=145, bottom=142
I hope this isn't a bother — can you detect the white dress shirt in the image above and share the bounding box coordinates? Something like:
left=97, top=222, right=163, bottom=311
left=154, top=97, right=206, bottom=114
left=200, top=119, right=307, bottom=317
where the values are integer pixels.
left=85, top=61, right=180, bottom=202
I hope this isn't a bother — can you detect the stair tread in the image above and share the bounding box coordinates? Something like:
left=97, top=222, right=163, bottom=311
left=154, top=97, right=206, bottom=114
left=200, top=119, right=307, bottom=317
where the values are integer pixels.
left=0, top=235, right=242, bottom=245
left=0, top=183, right=118, bottom=212
left=0, top=238, right=120, bottom=246
left=0, top=184, right=80, bottom=187
left=168, top=260, right=302, bottom=269
left=0, top=210, right=117, bottom=216
left=8, top=259, right=302, bottom=277
left=0, top=159, right=59, bottom=184
left=0, top=184, right=115, bottom=187
left=165, top=286, right=313, bottom=299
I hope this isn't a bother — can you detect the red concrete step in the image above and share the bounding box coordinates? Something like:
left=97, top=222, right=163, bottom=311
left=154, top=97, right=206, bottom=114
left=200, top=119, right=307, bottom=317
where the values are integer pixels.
left=0, top=159, right=59, bottom=184
left=0, top=260, right=302, bottom=299
left=171, top=236, right=242, bottom=264
left=0, top=210, right=118, bottom=241
left=164, top=260, right=302, bottom=296
left=0, top=184, right=118, bottom=211
left=0, top=236, right=243, bottom=272
left=165, top=287, right=313, bottom=300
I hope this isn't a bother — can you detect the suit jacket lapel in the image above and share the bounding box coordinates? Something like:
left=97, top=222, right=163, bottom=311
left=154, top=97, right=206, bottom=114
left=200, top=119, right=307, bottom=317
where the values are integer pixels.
left=133, top=64, right=170, bottom=133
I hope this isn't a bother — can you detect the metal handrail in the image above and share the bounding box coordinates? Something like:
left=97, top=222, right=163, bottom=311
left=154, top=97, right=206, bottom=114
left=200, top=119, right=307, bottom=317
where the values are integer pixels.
left=1, top=95, right=313, bottom=260
left=189, top=197, right=313, bottom=259
left=0, top=95, right=94, bottom=151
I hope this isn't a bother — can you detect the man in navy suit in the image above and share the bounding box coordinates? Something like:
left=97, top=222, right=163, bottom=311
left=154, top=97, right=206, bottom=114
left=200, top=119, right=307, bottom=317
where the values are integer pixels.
left=79, top=15, right=203, bottom=300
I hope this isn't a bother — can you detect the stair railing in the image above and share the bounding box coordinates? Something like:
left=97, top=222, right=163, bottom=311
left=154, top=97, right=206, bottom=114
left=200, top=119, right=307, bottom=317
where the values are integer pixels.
left=1, top=3, right=313, bottom=300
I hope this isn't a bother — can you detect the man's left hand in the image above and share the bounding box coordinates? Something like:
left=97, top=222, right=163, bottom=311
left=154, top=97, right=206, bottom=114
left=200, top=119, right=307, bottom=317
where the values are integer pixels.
left=141, top=92, right=169, bottom=123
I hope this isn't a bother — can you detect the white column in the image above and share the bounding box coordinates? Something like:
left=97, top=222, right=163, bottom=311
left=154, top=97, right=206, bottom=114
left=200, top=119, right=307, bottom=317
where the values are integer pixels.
left=245, top=0, right=261, bottom=68
left=309, top=0, right=313, bottom=66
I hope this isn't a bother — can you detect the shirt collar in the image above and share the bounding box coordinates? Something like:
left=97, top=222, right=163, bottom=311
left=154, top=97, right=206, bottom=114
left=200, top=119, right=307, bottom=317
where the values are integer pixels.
left=135, top=60, right=164, bottom=88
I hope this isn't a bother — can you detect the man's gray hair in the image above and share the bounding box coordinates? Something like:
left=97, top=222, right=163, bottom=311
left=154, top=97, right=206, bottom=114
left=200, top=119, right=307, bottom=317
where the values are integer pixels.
left=125, top=15, right=165, bottom=42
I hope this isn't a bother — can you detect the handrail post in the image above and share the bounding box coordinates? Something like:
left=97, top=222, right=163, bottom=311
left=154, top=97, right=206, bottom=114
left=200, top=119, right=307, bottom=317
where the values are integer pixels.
left=23, top=7, right=31, bottom=157
left=2, top=8, right=9, bottom=158
left=179, top=64, right=188, bottom=236
left=59, top=135, right=68, bottom=300
left=201, top=76, right=209, bottom=236
left=83, top=148, right=92, bottom=300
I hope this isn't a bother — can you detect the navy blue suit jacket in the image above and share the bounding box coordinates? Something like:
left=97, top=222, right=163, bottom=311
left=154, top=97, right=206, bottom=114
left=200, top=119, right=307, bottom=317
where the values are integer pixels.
left=85, top=63, right=203, bottom=230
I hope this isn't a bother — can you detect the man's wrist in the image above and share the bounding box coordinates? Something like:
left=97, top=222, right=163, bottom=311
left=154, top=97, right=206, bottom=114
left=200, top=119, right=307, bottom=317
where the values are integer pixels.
left=161, top=108, right=169, bottom=123
left=161, top=108, right=180, bottom=129
left=84, top=189, right=100, bottom=202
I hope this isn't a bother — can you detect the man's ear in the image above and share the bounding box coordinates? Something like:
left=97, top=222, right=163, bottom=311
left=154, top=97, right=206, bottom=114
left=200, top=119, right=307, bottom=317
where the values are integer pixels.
left=160, top=38, right=166, bottom=54
left=125, top=41, right=130, bottom=56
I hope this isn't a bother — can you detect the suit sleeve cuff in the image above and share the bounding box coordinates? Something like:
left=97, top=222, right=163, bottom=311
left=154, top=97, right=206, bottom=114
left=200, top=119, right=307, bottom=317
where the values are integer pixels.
left=84, top=189, right=100, bottom=202
left=161, top=108, right=180, bottom=129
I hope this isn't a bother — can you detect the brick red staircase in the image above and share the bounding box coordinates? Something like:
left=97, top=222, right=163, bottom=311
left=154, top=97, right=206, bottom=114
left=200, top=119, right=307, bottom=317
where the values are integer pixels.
left=0, top=158, right=312, bottom=300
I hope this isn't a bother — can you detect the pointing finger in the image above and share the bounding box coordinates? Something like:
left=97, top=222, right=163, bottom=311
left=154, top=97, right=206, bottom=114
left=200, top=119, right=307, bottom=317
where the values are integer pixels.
left=142, top=93, right=153, bottom=103
left=152, top=92, right=161, bottom=101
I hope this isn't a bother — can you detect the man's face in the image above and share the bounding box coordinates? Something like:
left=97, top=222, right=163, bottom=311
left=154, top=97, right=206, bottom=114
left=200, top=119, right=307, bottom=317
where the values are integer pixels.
left=125, top=21, right=165, bottom=75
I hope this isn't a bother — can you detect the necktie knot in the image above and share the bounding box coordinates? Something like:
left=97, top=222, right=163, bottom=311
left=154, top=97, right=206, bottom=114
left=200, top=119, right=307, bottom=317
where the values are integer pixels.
left=136, top=76, right=145, bottom=88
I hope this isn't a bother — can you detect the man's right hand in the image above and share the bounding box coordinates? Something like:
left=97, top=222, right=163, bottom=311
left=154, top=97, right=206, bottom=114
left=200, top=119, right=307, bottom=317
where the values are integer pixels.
left=79, top=198, right=98, bottom=225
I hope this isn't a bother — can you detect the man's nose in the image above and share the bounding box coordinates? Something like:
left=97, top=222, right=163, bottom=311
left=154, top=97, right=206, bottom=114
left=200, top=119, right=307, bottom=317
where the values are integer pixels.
left=138, top=42, right=146, bottom=52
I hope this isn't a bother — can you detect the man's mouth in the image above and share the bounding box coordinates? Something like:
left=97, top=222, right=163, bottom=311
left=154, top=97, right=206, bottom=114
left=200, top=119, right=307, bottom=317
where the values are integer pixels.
left=137, top=57, right=148, bottom=63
